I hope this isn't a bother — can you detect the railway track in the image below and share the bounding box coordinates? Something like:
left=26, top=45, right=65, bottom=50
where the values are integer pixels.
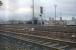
left=0, top=25, right=76, bottom=50
left=0, top=30, right=76, bottom=50
left=0, top=26, right=76, bottom=42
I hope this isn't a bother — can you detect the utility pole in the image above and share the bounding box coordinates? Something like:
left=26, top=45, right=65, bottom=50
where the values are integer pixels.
left=32, top=0, right=35, bottom=25
left=54, top=4, right=57, bottom=21
left=0, top=1, right=3, bottom=24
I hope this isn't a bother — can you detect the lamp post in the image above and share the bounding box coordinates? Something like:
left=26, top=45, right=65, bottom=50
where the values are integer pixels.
left=32, top=0, right=35, bottom=25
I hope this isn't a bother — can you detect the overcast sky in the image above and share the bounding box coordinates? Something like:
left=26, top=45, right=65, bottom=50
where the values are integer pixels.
left=0, top=0, right=76, bottom=21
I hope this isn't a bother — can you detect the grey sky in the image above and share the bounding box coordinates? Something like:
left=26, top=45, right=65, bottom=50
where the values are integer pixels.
left=0, top=0, right=76, bottom=20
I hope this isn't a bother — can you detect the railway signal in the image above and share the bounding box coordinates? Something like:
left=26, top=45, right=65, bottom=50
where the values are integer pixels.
left=40, top=6, right=43, bottom=14
left=40, top=6, right=44, bottom=26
